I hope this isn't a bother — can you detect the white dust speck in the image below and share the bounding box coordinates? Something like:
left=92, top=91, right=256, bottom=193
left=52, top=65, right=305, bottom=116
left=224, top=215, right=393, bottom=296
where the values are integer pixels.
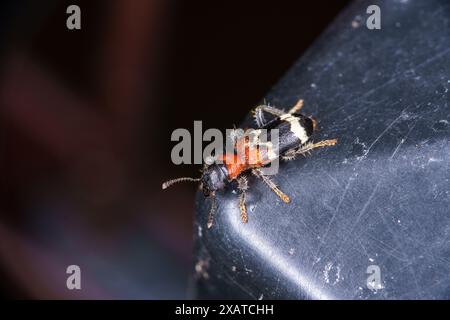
left=351, top=15, right=362, bottom=28
left=195, top=259, right=210, bottom=280
left=288, top=248, right=295, bottom=256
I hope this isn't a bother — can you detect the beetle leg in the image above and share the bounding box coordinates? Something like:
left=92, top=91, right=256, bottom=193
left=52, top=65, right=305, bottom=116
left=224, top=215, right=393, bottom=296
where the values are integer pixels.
left=252, top=106, right=267, bottom=128
left=252, top=169, right=290, bottom=203
left=237, top=176, right=249, bottom=223
left=255, top=104, right=285, bottom=118
left=281, top=148, right=298, bottom=161
left=282, top=139, right=337, bottom=161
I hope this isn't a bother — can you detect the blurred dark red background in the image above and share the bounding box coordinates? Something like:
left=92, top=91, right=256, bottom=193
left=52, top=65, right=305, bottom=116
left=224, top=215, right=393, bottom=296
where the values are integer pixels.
left=0, top=0, right=349, bottom=298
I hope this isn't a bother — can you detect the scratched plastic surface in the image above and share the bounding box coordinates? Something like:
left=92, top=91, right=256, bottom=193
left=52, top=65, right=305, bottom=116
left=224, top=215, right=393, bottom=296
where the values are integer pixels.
left=193, top=0, right=450, bottom=299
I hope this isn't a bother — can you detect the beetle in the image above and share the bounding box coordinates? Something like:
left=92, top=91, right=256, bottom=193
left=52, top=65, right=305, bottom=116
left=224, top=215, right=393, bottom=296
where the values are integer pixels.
left=162, top=99, right=337, bottom=228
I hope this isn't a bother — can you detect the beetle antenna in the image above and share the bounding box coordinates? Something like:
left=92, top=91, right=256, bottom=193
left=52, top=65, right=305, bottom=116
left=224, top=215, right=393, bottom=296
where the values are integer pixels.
left=162, top=177, right=200, bottom=190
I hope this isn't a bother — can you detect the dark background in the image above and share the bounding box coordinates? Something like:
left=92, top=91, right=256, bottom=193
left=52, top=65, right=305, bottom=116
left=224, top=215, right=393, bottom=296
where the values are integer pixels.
left=0, top=0, right=349, bottom=298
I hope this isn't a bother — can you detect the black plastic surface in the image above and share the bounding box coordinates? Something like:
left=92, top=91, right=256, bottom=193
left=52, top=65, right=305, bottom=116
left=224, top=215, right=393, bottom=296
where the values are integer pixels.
left=193, top=0, right=450, bottom=299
